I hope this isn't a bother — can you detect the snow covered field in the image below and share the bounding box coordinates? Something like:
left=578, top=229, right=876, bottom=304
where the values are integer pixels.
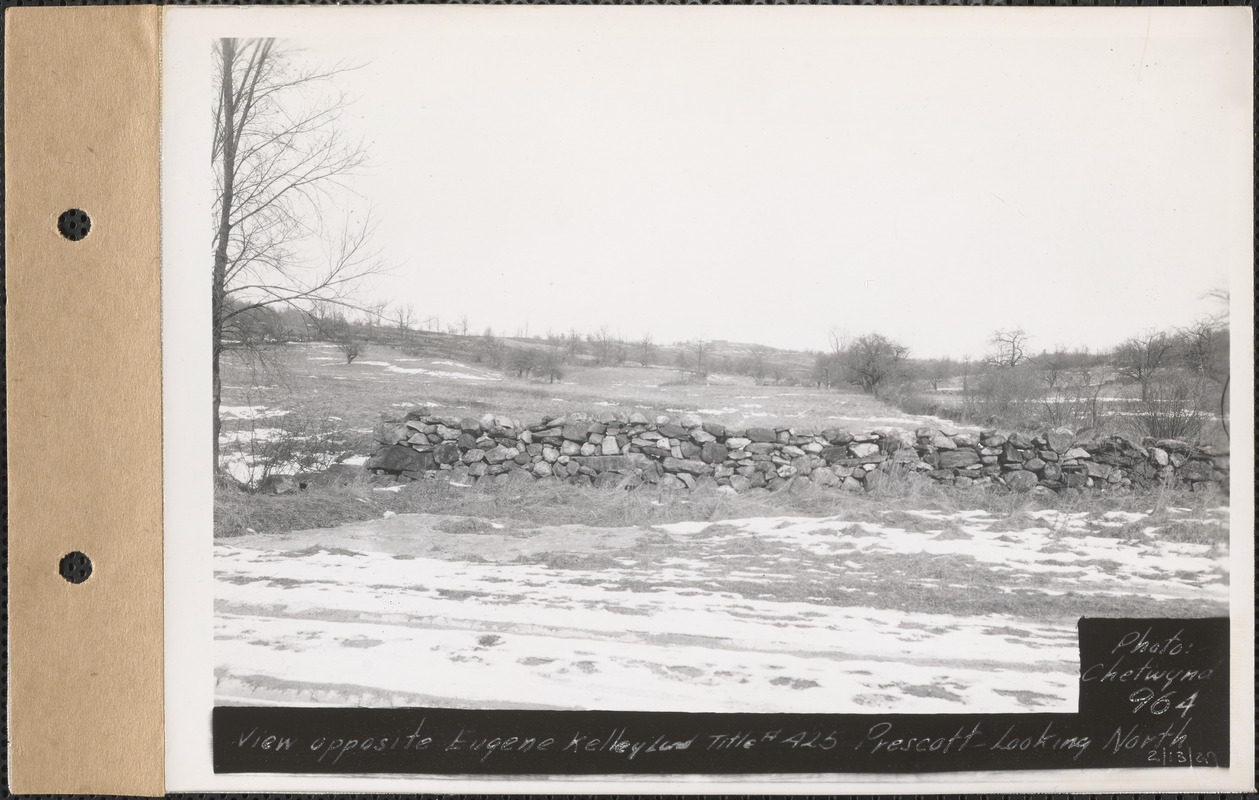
left=215, top=506, right=1228, bottom=713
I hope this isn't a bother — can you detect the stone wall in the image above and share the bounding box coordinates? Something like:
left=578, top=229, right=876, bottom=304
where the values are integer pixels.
left=363, top=409, right=1229, bottom=495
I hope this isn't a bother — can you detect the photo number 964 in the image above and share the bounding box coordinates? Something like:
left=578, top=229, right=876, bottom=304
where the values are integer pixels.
left=1128, top=687, right=1197, bottom=718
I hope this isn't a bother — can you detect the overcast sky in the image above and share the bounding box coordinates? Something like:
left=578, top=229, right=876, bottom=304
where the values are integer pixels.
left=266, top=8, right=1248, bottom=359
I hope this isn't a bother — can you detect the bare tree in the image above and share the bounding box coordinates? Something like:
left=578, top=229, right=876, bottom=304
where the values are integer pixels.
left=985, top=328, right=1030, bottom=369
left=1035, top=346, right=1070, bottom=390
left=507, top=347, right=536, bottom=378
left=843, top=333, right=908, bottom=395
left=335, top=336, right=361, bottom=365
left=364, top=299, right=388, bottom=328
left=212, top=37, right=383, bottom=471
left=392, top=303, right=415, bottom=332
left=542, top=332, right=565, bottom=382
left=540, top=348, right=564, bottom=384
left=1180, top=289, right=1230, bottom=385
left=925, top=356, right=956, bottom=392
left=1114, top=330, right=1174, bottom=401
left=638, top=333, right=657, bottom=365
left=748, top=345, right=769, bottom=385
left=827, top=327, right=848, bottom=357
left=392, top=302, right=416, bottom=351
left=589, top=325, right=615, bottom=365
left=458, top=314, right=469, bottom=337
left=686, top=340, right=711, bottom=376
left=1178, top=320, right=1227, bottom=384
left=1202, top=287, right=1230, bottom=326
left=565, top=328, right=583, bottom=361
left=479, top=327, right=504, bottom=367
left=811, top=352, right=832, bottom=388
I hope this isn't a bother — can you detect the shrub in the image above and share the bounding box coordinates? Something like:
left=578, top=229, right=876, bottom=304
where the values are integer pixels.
left=1034, top=374, right=1111, bottom=434
left=220, top=409, right=353, bottom=488
left=960, top=364, right=1042, bottom=429
left=336, top=338, right=360, bottom=364
left=883, top=380, right=961, bottom=421
left=1126, top=372, right=1211, bottom=441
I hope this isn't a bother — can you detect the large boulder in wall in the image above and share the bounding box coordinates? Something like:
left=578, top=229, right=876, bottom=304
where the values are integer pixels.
left=1044, top=428, right=1074, bottom=453
left=745, top=427, right=777, bottom=443
left=663, top=457, right=712, bottom=476
left=365, top=445, right=437, bottom=473
left=700, top=442, right=728, bottom=464
left=433, top=441, right=462, bottom=465
left=1004, top=470, right=1038, bottom=492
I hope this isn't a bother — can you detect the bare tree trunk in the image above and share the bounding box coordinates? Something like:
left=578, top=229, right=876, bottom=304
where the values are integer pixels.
left=212, top=39, right=238, bottom=475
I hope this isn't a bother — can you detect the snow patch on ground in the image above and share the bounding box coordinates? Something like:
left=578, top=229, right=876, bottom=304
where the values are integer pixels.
left=216, top=537, right=1079, bottom=711
left=214, top=506, right=1227, bottom=712
left=220, top=405, right=290, bottom=420
left=385, top=366, right=501, bottom=380
left=349, top=359, right=501, bottom=381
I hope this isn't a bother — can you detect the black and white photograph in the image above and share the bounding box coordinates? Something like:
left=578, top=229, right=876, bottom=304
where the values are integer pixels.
left=161, top=5, right=1252, bottom=791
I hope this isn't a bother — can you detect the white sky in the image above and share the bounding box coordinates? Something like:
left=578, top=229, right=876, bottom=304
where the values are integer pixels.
left=264, top=8, right=1248, bottom=358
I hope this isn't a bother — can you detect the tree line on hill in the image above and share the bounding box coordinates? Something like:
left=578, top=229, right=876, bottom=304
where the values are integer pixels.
left=227, top=294, right=1230, bottom=446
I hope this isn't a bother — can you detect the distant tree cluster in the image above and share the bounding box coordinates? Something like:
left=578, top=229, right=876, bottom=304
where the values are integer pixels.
left=587, top=326, right=628, bottom=366
left=844, top=333, right=910, bottom=394
left=807, top=330, right=909, bottom=397
left=823, top=295, right=1229, bottom=442
left=505, top=346, right=564, bottom=383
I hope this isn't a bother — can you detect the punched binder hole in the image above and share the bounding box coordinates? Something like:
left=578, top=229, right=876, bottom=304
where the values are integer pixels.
left=57, top=209, right=91, bottom=241
left=58, top=551, right=92, bottom=584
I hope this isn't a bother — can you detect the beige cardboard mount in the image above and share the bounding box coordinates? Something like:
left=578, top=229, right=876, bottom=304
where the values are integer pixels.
left=6, top=6, right=164, bottom=795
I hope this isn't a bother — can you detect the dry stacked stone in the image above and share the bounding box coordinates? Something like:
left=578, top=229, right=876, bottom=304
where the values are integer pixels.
left=361, top=409, right=1229, bottom=495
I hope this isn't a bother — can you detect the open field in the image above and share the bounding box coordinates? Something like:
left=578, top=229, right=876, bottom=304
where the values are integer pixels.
left=216, top=337, right=1232, bottom=714
left=216, top=501, right=1228, bottom=711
